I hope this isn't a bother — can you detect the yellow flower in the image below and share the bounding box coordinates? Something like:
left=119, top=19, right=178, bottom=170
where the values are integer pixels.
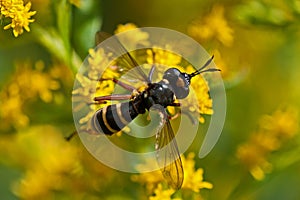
left=72, top=47, right=121, bottom=131
left=114, top=23, right=150, bottom=48
left=0, top=126, right=82, bottom=199
left=188, top=5, right=234, bottom=47
left=0, top=92, right=29, bottom=129
left=146, top=47, right=182, bottom=67
left=72, top=73, right=98, bottom=103
left=131, top=158, right=164, bottom=192
left=0, top=124, right=120, bottom=198
left=114, top=23, right=138, bottom=34
left=31, top=63, right=61, bottom=102
left=73, top=47, right=134, bottom=136
left=49, top=62, right=73, bottom=81
left=87, top=48, right=116, bottom=80
left=187, top=65, right=214, bottom=123
left=259, top=106, right=299, bottom=140
left=0, top=61, right=61, bottom=130
left=181, top=152, right=213, bottom=192
left=1, top=0, right=36, bottom=37
left=149, top=184, right=179, bottom=200
left=236, top=142, right=272, bottom=180
left=132, top=153, right=212, bottom=196
left=236, top=106, right=299, bottom=180
left=16, top=61, right=60, bottom=102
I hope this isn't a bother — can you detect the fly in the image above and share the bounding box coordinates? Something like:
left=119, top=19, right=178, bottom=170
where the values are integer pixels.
left=73, top=32, right=220, bottom=190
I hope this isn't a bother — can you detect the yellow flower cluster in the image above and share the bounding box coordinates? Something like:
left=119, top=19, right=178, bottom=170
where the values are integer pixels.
left=236, top=106, right=299, bottom=180
left=0, top=61, right=62, bottom=130
left=146, top=47, right=182, bottom=67
left=188, top=5, right=234, bottom=47
left=187, top=4, right=236, bottom=83
left=181, top=152, right=213, bottom=192
left=72, top=48, right=120, bottom=126
left=114, top=23, right=138, bottom=34
left=132, top=153, right=213, bottom=199
left=73, top=48, right=116, bottom=105
left=0, top=0, right=36, bottom=37
left=0, top=126, right=81, bottom=199
left=149, top=184, right=178, bottom=200
left=131, top=158, right=165, bottom=192
left=114, top=23, right=150, bottom=49
left=184, top=65, right=214, bottom=123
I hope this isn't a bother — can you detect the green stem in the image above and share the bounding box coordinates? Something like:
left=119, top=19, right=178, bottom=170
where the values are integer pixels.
left=32, top=24, right=81, bottom=75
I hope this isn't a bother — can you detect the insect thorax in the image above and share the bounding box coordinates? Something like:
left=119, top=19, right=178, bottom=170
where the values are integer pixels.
left=142, top=82, right=175, bottom=109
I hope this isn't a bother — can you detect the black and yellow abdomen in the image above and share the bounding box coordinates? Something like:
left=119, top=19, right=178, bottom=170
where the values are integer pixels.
left=90, top=98, right=145, bottom=135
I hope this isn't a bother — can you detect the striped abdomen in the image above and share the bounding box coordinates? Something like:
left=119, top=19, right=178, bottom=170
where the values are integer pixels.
left=90, top=101, right=143, bottom=135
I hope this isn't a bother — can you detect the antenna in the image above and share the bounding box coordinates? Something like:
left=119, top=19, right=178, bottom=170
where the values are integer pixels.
left=189, top=55, right=220, bottom=78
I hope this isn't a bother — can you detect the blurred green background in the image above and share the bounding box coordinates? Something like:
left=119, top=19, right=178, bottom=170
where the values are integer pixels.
left=1, top=0, right=300, bottom=199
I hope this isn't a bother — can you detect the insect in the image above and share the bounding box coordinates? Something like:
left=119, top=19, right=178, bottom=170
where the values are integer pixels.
left=79, top=32, right=220, bottom=190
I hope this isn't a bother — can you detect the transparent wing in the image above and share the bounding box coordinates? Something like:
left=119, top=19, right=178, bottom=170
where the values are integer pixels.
left=95, top=31, right=149, bottom=83
left=156, top=117, right=184, bottom=190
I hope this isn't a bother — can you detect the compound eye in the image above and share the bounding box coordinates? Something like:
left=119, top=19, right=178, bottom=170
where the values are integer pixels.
left=163, top=68, right=190, bottom=99
left=163, top=68, right=181, bottom=81
left=176, top=76, right=187, bottom=88
left=175, top=87, right=189, bottom=99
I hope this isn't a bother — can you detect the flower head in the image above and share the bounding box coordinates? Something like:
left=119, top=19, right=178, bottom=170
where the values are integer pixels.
left=0, top=61, right=62, bottom=130
left=149, top=184, right=179, bottom=200
left=114, top=23, right=139, bottom=34
left=1, top=0, right=36, bottom=37
left=236, top=106, right=299, bottom=180
left=188, top=5, right=234, bottom=47
left=186, top=65, right=214, bottom=123
left=0, top=126, right=82, bottom=199
left=146, top=47, right=182, bottom=67
left=72, top=46, right=132, bottom=135
left=132, top=152, right=212, bottom=197
left=181, top=152, right=213, bottom=192
left=114, top=23, right=150, bottom=48
left=131, top=158, right=164, bottom=192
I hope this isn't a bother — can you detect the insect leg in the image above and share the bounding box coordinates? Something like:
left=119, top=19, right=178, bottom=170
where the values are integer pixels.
left=65, top=131, right=78, bottom=141
left=169, top=110, right=198, bottom=125
left=168, top=113, right=181, bottom=120
left=169, top=102, right=181, bottom=107
left=100, top=78, right=136, bottom=92
left=94, top=94, right=132, bottom=102
left=148, top=65, right=155, bottom=83
left=181, top=110, right=198, bottom=125
left=148, top=50, right=156, bottom=82
left=167, top=103, right=198, bottom=124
